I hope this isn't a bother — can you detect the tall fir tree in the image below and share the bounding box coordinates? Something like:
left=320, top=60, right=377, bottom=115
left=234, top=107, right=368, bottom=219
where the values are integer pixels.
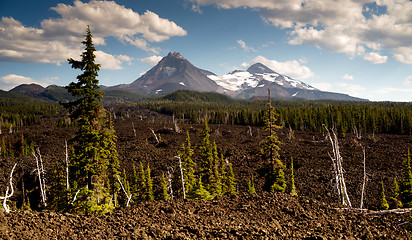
left=62, top=26, right=118, bottom=213
left=198, top=120, right=215, bottom=193
left=260, top=89, right=285, bottom=192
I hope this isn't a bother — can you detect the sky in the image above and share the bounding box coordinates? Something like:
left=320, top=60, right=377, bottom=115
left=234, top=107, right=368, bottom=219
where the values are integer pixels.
left=1, top=0, right=412, bottom=102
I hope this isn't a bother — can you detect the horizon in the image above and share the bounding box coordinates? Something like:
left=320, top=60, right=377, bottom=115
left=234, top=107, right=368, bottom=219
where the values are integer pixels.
left=1, top=0, right=412, bottom=102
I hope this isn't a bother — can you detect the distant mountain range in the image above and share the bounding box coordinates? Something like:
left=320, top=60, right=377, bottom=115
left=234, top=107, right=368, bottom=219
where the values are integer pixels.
left=8, top=52, right=367, bottom=101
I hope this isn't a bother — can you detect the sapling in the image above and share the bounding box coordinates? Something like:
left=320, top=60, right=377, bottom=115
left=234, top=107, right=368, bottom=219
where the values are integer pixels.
left=379, top=180, right=389, bottom=210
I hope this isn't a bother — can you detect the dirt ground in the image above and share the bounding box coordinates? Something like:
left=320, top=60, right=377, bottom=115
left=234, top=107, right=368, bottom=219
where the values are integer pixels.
left=0, top=108, right=411, bottom=238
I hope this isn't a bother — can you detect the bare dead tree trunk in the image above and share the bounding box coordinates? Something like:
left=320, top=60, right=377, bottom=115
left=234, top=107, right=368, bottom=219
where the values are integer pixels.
left=64, top=141, right=69, bottom=191
left=176, top=155, right=186, bottom=199
left=324, top=125, right=352, bottom=207
left=0, top=163, right=17, bottom=213
left=149, top=128, right=159, bottom=144
left=132, top=122, right=136, bottom=137
left=33, top=148, right=47, bottom=207
left=116, top=175, right=132, bottom=207
left=360, top=146, right=367, bottom=209
left=70, top=190, right=80, bottom=205
left=167, top=167, right=174, bottom=200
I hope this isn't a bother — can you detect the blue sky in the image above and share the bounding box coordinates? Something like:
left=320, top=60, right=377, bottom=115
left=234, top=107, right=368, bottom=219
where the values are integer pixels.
left=1, top=0, right=412, bottom=101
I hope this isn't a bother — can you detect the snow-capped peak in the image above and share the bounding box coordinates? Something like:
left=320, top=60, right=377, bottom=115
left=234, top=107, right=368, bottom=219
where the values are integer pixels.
left=208, top=63, right=317, bottom=92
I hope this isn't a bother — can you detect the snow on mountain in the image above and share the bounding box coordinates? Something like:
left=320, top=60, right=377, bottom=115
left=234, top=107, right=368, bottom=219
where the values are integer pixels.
left=208, top=63, right=317, bottom=92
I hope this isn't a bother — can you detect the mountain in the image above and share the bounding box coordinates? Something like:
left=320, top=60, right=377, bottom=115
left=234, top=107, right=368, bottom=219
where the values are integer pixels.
left=208, top=63, right=366, bottom=101
left=9, top=83, right=47, bottom=99
left=111, top=52, right=224, bottom=95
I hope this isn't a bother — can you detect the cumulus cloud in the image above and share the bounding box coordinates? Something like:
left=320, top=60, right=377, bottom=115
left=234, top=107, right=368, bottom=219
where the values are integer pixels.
left=342, top=74, right=354, bottom=81
left=140, top=55, right=163, bottom=65
left=363, top=52, right=387, bottom=64
left=189, top=0, right=412, bottom=64
left=0, top=1, right=186, bottom=67
left=247, top=55, right=314, bottom=79
left=0, top=74, right=48, bottom=91
left=237, top=40, right=257, bottom=52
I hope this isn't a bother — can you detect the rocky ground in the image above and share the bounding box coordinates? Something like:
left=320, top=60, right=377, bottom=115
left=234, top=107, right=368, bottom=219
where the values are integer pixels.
left=0, top=108, right=411, bottom=238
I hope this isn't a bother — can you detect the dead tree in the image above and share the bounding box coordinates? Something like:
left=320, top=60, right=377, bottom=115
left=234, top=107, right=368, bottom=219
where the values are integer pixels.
left=360, top=146, right=367, bottom=209
left=149, top=127, right=159, bottom=144
left=175, top=155, right=186, bottom=199
left=116, top=175, right=132, bottom=207
left=64, top=141, right=69, bottom=192
left=33, top=148, right=47, bottom=207
left=167, top=167, right=174, bottom=200
left=0, top=163, right=17, bottom=213
left=324, top=125, right=352, bottom=207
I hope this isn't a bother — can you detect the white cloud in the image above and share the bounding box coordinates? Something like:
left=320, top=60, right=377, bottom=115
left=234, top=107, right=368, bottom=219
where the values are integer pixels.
left=237, top=40, right=257, bottom=52
left=363, top=52, right=387, bottom=64
left=140, top=55, right=163, bottom=66
left=405, top=76, right=412, bottom=86
left=248, top=55, right=314, bottom=79
left=0, top=74, right=48, bottom=91
left=0, top=1, right=186, bottom=65
left=337, top=82, right=366, bottom=96
left=190, top=0, right=412, bottom=64
left=342, top=74, right=354, bottom=81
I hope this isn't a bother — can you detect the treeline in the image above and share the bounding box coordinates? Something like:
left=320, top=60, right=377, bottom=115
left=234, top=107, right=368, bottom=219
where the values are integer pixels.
left=0, top=91, right=60, bottom=131
left=134, top=98, right=412, bottom=135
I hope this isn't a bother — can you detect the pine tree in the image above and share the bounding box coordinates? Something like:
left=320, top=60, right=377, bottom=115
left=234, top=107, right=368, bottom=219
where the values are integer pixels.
left=132, top=162, right=147, bottom=203
left=389, top=178, right=403, bottom=209
left=223, top=162, right=236, bottom=195
left=178, top=131, right=196, bottom=196
left=160, top=173, right=170, bottom=201
left=209, top=141, right=223, bottom=197
left=400, top=149, right=412, bottom=207
left=188, top=175, right=213, bottom=200
left=379, top=180, right=389, bottom=210
left=289, top=157, right=297, bottom=196
left=62, top=26, right=117, bottom=214
left=145, top=164, right=154, bottom=201
left=260, top=89, right=284, bottom=192
left=248, top=175, right=256, bottom=194
left=198, top=120, right=214, bottom=192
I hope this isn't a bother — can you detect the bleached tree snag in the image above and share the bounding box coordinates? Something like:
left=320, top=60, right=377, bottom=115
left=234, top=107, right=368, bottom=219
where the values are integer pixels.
left=248, top=126, right=253, bottom=137
left=324, top=125, right=352, bottom=207
left=116, top=175, right=132, bottom=207
left=360, top=146, right=367, bottom=209
left=149, top=128, right=159, bottom=144
left=132, top=122, right=136, bottom=137
left=167, top=167, right=174, bottom=200
left=176, top=155, right=186, bottom=199
left=0, top=163, right=17, bottom=213
left=64, top=140, right=69, bottom=191
left=70, top=190, right=80, bottom=205
left=33, top=148, right=47, bottom=207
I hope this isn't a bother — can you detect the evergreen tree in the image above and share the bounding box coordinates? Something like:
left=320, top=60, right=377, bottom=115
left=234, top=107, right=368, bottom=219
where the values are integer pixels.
left=198, top=120, right=215, bottom=192
left=160, top=173, right=170, bottom=201
left=248, top=175, right=256, bottom=194
left=389, top=178, right=403, bottom=209
left=400, top=149, right=412, bottom=207
left=209, top=141, right=223, bottom=197
left=260, top=89, right=285, bottom=192
left=379, top=180, right=389, bottom=210
left=223, top=162, right=236, bottom=195
left=289, top=157, right=297, bottom=196
left=145, top=164, right=154, bottom=201
left=188, top=175, right=213, bottom=200
left=178, top=131, right=196, bottom=196
left=63, top=26, right=117, bottom=214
